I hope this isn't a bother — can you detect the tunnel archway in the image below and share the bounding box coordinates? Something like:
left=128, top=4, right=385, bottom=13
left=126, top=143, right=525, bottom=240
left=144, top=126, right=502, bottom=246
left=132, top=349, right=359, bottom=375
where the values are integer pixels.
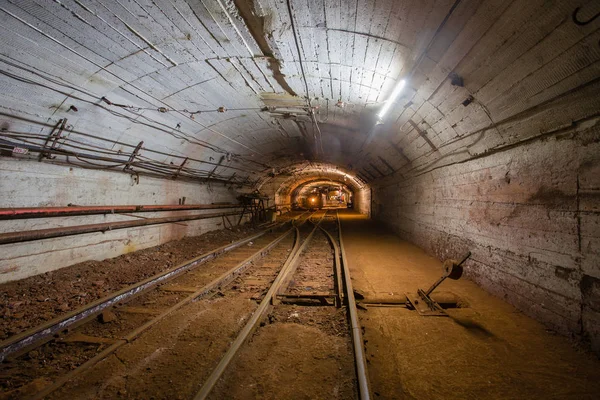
left=256, top=161, right=371, bottom=216
left=290, top=179, right=354, bottom=210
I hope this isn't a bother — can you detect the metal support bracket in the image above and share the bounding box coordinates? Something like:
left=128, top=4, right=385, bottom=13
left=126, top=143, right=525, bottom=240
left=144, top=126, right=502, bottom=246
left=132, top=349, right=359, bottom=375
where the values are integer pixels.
left=369, top=162, right=385, bottom=177
left=39, top=119, right=66, bottom=161
left=124, top=141, right=143, bottom=172
left=378, top=156, right=396, bottom=173
left=206, top=155, right=225, bottom=181
left=172, top=157, right=188, bottom=179
left=225, top=172, right=236, bottom=187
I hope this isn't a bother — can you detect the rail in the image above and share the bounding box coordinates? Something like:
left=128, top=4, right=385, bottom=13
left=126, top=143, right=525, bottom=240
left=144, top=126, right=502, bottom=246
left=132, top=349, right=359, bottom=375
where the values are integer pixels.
left=193, top=210, right=371, bottom=399
left=26, top=219, right=307, bottom=400
left=1, top=210, right=340, bottom=399
left=0, top=224, right=282, bottom=362
left=318, top=224, right=343, bottom=306
left=193, top=210, right=325, bottom=400
left=337, top=210, right=372, bottom=400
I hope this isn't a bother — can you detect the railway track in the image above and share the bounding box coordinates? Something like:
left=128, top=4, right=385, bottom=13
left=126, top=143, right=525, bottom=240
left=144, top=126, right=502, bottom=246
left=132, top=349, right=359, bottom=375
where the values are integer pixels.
left=193, top=210, right=371, bottom=400
left=0, top=212, right=307, bottom=398
left=0, top=210, right=371, bottom=399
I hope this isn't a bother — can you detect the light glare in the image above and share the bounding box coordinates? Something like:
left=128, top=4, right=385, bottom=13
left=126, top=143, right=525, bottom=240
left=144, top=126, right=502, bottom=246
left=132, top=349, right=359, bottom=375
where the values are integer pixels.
left=377, top=79, right=406, bottom=120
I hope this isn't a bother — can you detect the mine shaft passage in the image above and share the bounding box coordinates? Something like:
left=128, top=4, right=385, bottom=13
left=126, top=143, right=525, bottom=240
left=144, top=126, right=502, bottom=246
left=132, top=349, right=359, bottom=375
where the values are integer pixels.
left=1, top=1, right=600, bottom=399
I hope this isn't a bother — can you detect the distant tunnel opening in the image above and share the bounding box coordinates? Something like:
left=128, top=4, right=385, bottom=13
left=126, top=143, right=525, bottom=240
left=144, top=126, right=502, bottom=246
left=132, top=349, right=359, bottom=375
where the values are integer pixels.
left=291, top=180, right=353, bottom=210
left=265, top=166, right=371, bottom=216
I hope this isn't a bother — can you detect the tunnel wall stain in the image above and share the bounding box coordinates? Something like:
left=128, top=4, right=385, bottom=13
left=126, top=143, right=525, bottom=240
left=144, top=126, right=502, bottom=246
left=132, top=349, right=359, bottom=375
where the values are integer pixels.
left=373, top=119, right=600, bottom=352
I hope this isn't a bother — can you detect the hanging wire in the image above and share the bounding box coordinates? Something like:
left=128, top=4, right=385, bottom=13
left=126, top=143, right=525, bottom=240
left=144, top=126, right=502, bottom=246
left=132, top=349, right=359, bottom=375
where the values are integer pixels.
left=0, top=57, right=270, bottom=168
left=101, top=96, right=263, bottom=115
left=0, top=135, right=249, bottom=185
left=0, top=128, right=261, bottom=174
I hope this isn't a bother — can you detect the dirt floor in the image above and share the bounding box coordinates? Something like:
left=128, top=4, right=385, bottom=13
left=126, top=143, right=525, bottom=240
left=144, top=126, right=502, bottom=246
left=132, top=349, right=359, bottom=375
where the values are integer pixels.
left=0, top=226, right=257, bottom=340
left=339, top=210, right=600, bottom=399
left=209, top=306, right=356, bottom=400
left=288, top=231, right=335, bottom=295
left=5, top=209, right=597, bottom=399
left=0, top=228, right=292, bottom=399
left=1, top=212, right=357, bottom=400
left=45, top=295, right=258, bottom=400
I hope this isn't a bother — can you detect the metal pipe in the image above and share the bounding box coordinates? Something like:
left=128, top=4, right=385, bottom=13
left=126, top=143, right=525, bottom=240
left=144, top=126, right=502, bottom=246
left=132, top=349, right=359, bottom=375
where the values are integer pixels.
left=425, top=251, right=471, bottom=296
left=360, top=293, right=460, bottom=306
left=0, top=203, right=241, bottom=220
left=0, top=211, right=242, bottom=245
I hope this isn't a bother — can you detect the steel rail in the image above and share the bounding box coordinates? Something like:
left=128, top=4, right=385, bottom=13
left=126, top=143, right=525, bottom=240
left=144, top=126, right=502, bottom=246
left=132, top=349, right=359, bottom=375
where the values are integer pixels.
left=193, top=211, right=327, bottom=400
left=29, top=224, right=299, bottom=400
left=0, top=225, right=280, bottom=363
left=318, top=223, right=343, bottom=307
left=0, top=203, right=242, bottom=220
left=274, top=214, right=326, bottom=301
left=337, top=210, right=372, bottom=400
left=0, top=210, right=243, bottom=245
left=290, top=210, right=310, bottom=225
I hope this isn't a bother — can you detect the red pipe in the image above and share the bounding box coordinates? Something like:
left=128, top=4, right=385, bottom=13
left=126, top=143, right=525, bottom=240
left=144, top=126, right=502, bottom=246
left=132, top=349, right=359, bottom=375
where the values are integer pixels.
left=0, top=211, right=243, bottom=245
left=0, top=204, right=241, bottom=220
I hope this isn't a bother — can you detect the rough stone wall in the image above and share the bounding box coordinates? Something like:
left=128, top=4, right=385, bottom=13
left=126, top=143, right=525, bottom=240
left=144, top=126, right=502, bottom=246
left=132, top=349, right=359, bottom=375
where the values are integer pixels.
left=0, top=158, right=241, bottom=283
left=373, top=120, right=600, bottom=351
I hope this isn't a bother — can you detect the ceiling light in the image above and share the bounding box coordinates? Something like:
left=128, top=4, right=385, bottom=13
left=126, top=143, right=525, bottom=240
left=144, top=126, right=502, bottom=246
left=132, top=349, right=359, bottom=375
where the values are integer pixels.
left=377, top=79, right=406, bottom=120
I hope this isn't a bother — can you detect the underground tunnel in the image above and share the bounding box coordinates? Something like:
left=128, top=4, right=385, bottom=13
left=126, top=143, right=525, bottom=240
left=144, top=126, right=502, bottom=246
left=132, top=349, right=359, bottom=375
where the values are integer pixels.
left=0, top=0, right=599, bottom=399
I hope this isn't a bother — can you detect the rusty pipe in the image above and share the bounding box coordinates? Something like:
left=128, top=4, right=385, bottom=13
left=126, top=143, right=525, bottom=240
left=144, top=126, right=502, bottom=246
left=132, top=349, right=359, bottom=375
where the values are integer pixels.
left=0, top=204, right=241, bottom=220
left=0, top=211, right=242, bottom=245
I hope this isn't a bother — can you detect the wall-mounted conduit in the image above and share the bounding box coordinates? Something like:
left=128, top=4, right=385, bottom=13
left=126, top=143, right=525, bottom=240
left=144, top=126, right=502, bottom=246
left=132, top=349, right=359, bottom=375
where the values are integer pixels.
left=0, top=210, right=243, bottom=245
left=0, top=136, right=257, bottom=187
left=0, top=203, right=241, bottom=220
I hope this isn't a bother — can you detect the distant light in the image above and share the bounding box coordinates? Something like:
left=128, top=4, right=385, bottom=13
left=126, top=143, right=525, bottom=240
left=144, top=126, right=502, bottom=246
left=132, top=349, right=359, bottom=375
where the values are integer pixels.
left=377, top=79, right=406, bottom=120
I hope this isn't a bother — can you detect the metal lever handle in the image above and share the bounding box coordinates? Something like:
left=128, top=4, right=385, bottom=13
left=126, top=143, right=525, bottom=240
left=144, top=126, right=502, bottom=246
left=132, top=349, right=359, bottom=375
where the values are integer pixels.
left=425, top=251, right=471, bottom=296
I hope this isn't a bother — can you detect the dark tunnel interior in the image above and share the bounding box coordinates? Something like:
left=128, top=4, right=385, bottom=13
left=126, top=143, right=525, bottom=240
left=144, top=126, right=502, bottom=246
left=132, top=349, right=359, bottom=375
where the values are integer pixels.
left=0, top=0, right=599, bottom=399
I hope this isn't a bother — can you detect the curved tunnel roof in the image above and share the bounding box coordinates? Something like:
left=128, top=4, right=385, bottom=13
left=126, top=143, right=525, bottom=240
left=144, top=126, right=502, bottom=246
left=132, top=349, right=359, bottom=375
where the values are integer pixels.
left=266, top=162, right=365, bottom=195
left=0, top=1, right=596, bottom=191
left=293, top=179, right=352, bottom=197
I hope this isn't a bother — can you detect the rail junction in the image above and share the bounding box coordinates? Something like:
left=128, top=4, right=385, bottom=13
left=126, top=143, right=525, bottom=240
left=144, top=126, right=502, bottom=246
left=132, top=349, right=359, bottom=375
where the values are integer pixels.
left=1, top=209, right=370, bottom=399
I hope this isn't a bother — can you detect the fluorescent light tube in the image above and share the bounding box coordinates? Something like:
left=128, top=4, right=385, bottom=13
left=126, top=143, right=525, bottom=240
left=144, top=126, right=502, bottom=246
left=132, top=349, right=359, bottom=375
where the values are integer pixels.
left=377, top=79, right=406, bottom=120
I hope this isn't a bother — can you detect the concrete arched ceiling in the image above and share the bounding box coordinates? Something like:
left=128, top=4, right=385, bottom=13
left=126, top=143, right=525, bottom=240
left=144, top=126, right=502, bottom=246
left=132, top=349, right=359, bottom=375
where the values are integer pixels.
left=264, top=162, right=364, bottom=197
left=0, top=1, right=598, bottom=187
left=293, top=179, right=352, bottom=198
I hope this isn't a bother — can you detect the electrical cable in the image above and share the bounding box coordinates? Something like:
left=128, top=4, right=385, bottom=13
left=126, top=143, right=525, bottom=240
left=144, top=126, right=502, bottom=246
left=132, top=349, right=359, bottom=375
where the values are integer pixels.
left=0, top=15, right=267, bottom=159
left=1, top=137, right=241, bottom=184
left=285, top=0, right=325, bottom=156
